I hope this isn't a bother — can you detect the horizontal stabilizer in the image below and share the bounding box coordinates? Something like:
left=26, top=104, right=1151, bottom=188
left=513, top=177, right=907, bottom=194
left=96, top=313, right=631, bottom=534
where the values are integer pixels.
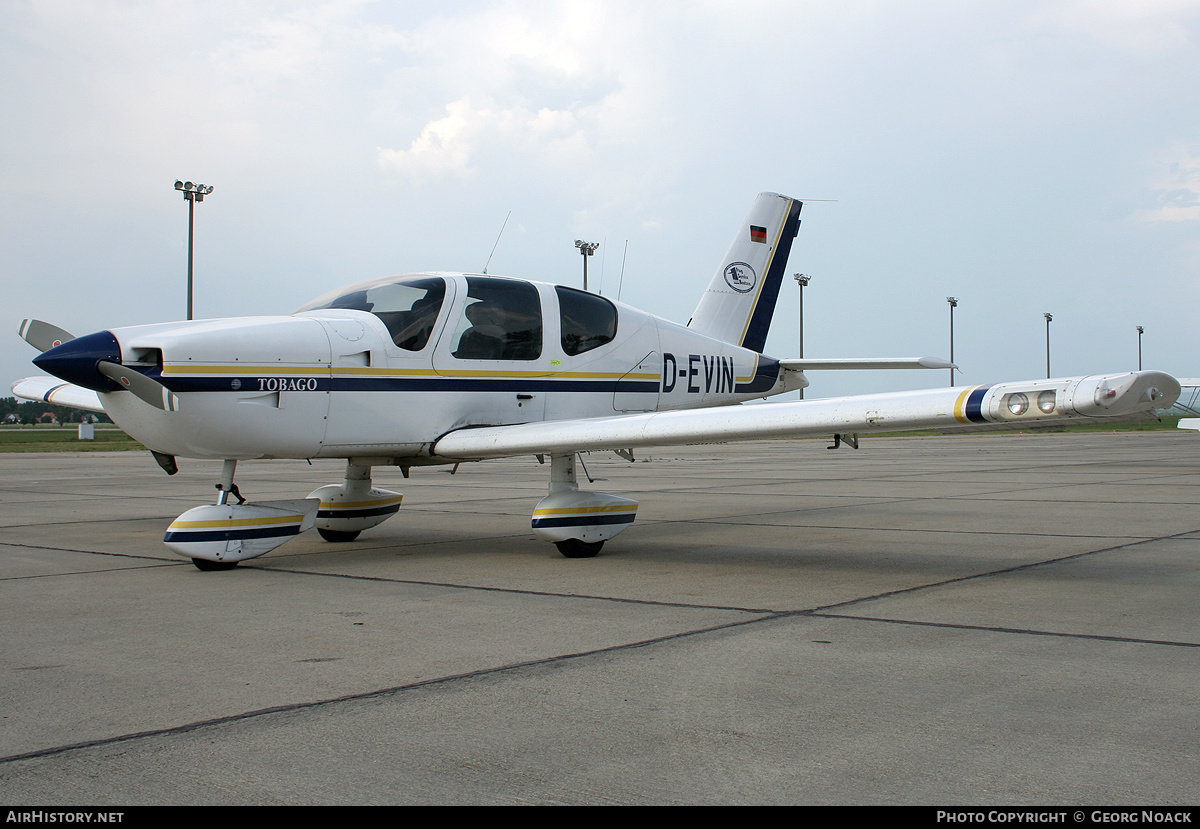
left=432, top=371, right=1179, bottom=460
left=780, top=357, right=955, bottom=371
left=11, top=376, right=105, bottom=414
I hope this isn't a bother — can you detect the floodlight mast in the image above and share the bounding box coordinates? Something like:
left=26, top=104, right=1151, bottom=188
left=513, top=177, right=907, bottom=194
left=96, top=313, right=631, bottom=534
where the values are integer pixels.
left=574, top=239, right=599, bottom=291
left=794, top=274, right=811, bottom=398
left=1136, top=325, right=1144, bottom=371
left=946, top=297, right=958, bottom=387
left=174, top=180, right=214, bottom=320
left=1044, top=313, right=1053, bottom=378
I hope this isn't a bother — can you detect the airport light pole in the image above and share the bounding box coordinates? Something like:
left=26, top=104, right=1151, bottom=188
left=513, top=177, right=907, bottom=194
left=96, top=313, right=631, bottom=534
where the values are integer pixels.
left=175, top=180, right=214, bottom=320
left=1136, top=325, right=1144, bottom=371
left=1044, top=312, right=1053, bottom=378
left=795, top=274, right=810, bottom=399
left=575, top=240, right=599, bottom=292
left=946, top=297, right=958, bottom=387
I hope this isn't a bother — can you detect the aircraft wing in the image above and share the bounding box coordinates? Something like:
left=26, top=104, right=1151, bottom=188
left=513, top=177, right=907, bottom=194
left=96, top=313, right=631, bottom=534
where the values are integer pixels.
left=11, top=376, right=105, bottom=414
left=432, top=370, right=1179, bottom=460
left=778, top=356, right=955, bottom=371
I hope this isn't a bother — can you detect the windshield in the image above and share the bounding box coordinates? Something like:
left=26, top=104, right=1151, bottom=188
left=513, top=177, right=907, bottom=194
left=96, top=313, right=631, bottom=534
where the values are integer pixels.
left=297, top=276, right=446, bottom=352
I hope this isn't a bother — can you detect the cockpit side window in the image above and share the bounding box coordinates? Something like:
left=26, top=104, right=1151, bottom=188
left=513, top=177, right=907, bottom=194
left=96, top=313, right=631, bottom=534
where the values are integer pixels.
left=450, top=277, right=542, bottom=361
left=300, top=277, right=446, bottom=351
left=556, top=286, right=617, bottom=356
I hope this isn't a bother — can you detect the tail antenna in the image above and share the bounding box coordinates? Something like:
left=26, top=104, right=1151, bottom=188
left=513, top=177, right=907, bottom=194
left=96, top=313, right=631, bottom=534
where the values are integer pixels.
left=481, top=211, right=512, bottom=274
left=617, top=240, right=629, bottom=301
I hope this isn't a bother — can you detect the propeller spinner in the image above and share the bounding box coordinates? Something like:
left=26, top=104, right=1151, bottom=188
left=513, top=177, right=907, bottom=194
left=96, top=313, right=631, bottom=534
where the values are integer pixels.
left=29, top=327, right=180, bottom=412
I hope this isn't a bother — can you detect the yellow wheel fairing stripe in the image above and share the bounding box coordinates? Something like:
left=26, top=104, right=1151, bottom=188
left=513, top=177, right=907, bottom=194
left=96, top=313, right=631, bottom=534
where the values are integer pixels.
left=319, top=496, right=405, bottom=510
left=167, top=515, right=306, bottom=530
left=533, top=504, right=639, bottom=517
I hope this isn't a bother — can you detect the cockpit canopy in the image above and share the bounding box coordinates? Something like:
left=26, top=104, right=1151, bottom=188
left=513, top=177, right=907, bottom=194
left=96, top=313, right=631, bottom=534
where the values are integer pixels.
left=298, top=274, right=617, bottom=359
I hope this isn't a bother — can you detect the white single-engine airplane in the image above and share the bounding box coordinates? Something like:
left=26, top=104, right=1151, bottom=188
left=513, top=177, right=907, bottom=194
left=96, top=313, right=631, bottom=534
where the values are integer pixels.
left=14, top=192, right=1180, bottom=570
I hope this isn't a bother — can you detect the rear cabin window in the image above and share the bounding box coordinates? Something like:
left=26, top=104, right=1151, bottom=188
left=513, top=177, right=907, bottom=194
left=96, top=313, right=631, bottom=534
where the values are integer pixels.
left=450, top=277, right=543, bottom=361
left=298, top=277, right=446, bottom=352
left=556, top=286, right=617, bottom=356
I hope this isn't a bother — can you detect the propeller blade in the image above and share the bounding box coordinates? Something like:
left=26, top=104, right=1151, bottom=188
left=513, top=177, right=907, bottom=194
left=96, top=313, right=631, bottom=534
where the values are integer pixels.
left=96, top=361, right=180, bottom=412
left=18, top=319, right=75, bottom=353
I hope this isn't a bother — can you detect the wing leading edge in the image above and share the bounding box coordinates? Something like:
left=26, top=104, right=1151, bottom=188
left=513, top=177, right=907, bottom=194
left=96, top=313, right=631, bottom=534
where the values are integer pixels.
left=432, top=371, right=1179, bottom=460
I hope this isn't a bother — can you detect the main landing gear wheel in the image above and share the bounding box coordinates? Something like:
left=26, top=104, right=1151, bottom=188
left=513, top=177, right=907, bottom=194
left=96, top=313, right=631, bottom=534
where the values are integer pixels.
left=555, top=539, right=604, bottom=558
left=191, top=558, right=238, bottom=572
left=318, top=528, right=361, bottom=542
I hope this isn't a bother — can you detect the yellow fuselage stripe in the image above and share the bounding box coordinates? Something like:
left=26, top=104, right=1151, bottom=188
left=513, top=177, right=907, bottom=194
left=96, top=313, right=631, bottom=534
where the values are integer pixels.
left=164, top=365, right=659, bottom=381
left=163, top=365, right=332, bottom=375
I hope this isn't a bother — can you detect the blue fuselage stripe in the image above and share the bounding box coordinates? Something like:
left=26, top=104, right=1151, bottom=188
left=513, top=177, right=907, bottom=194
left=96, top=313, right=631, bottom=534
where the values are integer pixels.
left=733, top=358, right=780, bottom=393
left=156, top=376, right=662, bottom=394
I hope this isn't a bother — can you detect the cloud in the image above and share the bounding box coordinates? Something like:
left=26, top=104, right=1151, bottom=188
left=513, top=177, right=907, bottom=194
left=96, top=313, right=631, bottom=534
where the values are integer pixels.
left=376, top=96, right=594, bottom=181
left=1029, top=0, right=1199, bottom=55
left=1136, top=142, right=1200, bottom=223
left=378, top=98, right=478, bottom=178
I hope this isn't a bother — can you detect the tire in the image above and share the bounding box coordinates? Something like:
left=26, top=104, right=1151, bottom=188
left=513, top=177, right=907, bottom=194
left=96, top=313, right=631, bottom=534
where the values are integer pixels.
left=318, top=528, right=361, bottom=542
left=192, top=558, right=238, bottom=571
left=555, top=539, right=604, bottom=558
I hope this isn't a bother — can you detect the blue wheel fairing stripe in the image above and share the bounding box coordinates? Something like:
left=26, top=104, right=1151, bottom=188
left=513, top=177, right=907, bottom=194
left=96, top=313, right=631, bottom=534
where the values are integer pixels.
left=317, top=504, right=402, bottom=519
left=531, top=513, right=637, bottom=529
left=164, top=525, right=302, bottom=543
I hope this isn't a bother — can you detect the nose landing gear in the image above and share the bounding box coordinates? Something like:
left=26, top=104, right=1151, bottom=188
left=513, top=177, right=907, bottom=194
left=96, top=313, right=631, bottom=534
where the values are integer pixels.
left=163, top=460, right=320, bottom=571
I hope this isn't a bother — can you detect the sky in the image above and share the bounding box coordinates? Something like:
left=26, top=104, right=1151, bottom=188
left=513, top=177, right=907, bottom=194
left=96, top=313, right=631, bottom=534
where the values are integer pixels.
left=3, top=0, right=1199, bottom=401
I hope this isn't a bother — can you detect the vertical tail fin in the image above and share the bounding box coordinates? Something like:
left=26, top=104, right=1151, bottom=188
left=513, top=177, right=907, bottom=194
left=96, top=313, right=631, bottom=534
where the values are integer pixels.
left=687, top=192, right=802, bottom=352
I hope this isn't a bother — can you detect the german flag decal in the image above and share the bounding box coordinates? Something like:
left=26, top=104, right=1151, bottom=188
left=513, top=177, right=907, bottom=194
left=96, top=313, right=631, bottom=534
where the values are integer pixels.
left=750, top=225, right=767, bottom=243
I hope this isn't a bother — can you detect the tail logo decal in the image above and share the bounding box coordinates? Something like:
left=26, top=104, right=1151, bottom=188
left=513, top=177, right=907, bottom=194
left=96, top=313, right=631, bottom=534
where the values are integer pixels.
left=723, top=262, right=757, bottom=293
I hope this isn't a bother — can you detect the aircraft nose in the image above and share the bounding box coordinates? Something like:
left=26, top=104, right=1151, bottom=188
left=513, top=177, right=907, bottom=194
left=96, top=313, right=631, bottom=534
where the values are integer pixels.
left=32, top=330, right=123, bottom=392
